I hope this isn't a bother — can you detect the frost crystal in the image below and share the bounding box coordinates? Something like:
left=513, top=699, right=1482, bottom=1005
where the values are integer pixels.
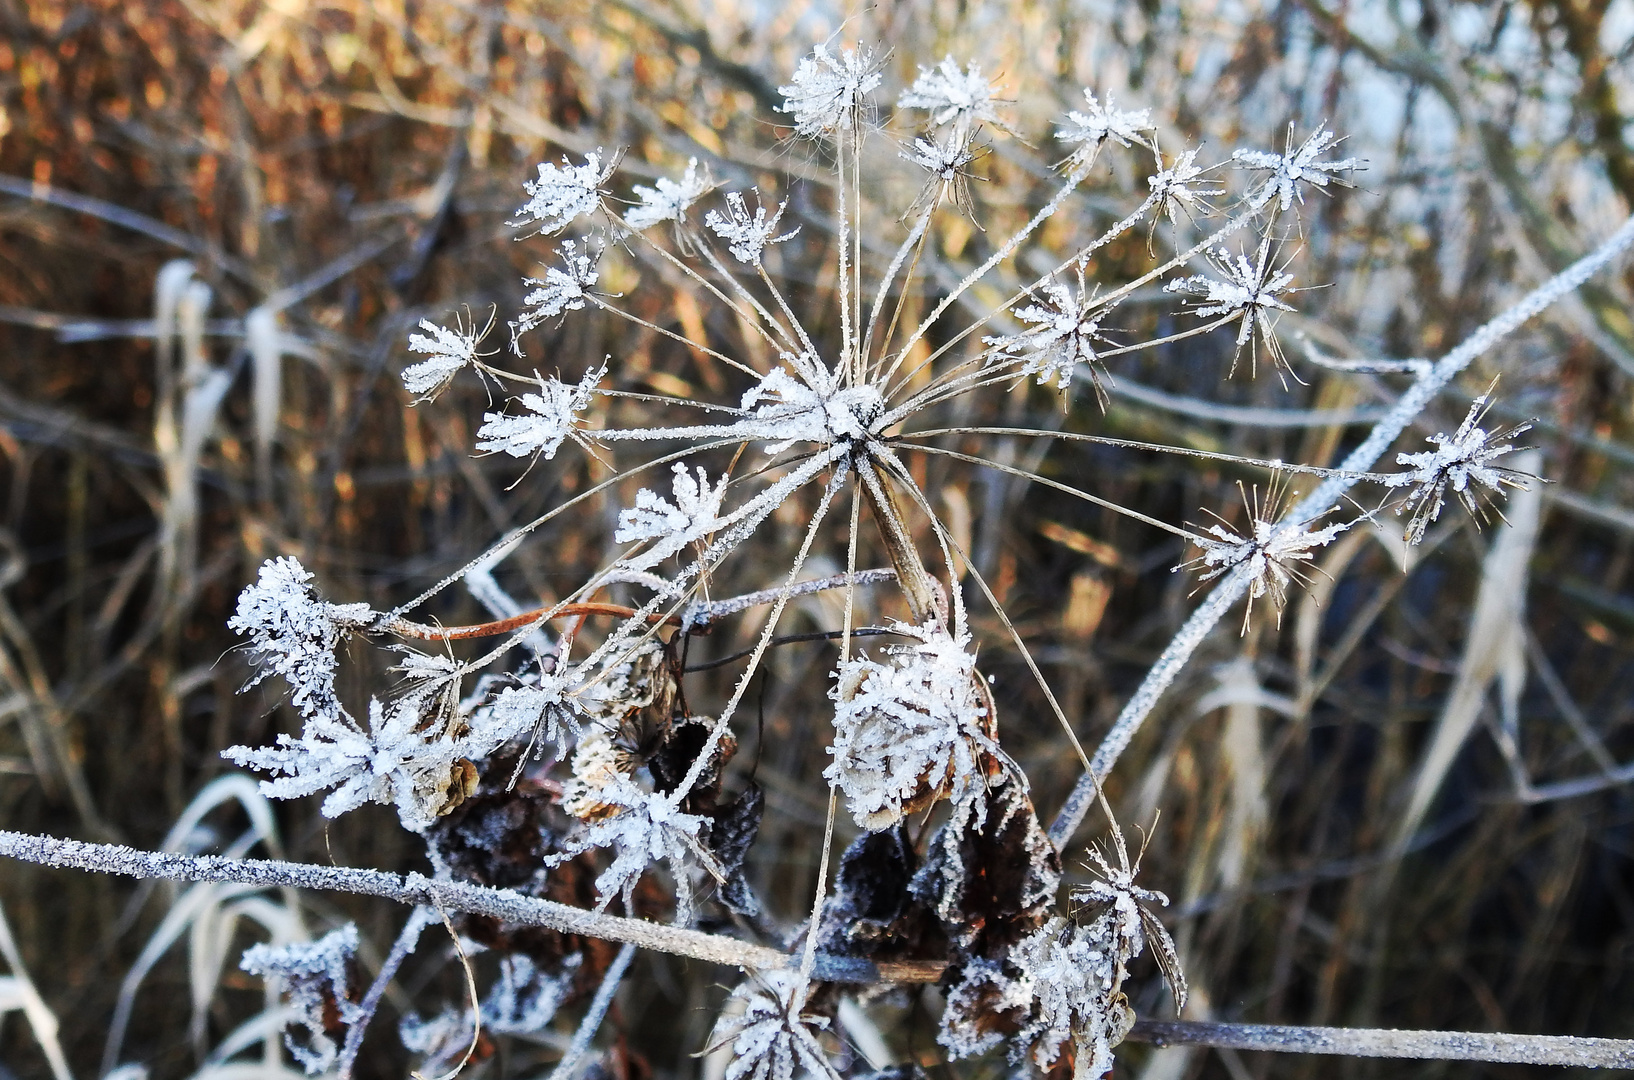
left=1148, top=148, right=1218, bottom=226
left=511, top=149, right=613, bottom=234
left=1232, top=125, right=1360, bottom=212
left=225, top=693, right=478, bottom=832
left=1009, top=917, right=1132, bottom=1074
left=548, top=777, right=711, bottom=915
left=403, top=317, right=486, bottom=402
left=1057, top=90, right=1153, bottom=165
left=401, top=953, right=581, bottom=1072
left=229, top=557, right=376, bottom=723
left=240, top=924, right=362, bottom=1075
left=510, top=240, right=599, bottom=351
left=739, top=360, right=883, bottom=453
left=777, top=43, right=882, bottom=138
left=709, top=970, right=839, bottom=1080
left=1165, top=239, right=1296, bottom=373
left=625, top=158, right=712, bottom=230
left=898, top=57, right=1004, bottom=129
left=1185, top=508, right=1348, bottom=624
left=477, top=675, right=584, bottom=760
left=826, top=620, right=994, bottom=831
left=1382, top=395, right=1534, bottom=543
left=986, top=276, right=1114, bottom=392
left=615, top=464, right=729, bottom=570
left=475, top=363, right=603, bottom=460
left=706, top=192, right=799, bottom=264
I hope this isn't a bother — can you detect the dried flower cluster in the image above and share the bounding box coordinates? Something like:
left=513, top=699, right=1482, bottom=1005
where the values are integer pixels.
left=215, top=35, right=1553, bottom=1080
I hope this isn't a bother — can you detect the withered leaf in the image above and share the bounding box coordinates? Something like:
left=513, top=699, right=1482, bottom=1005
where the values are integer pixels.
left=709, top=781, right=764, bottom=915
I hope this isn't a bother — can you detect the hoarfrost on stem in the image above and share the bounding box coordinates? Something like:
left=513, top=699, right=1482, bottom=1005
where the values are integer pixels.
left=474, top=363, right=604, bottom=461
left=547, top=776, right=713, bottom=916
left=229, top=556, right=376, bottom=724
left=625, top=158, right=713, bottom=230
left=709, top=969, right=840, bottom=1080
left=777, top=43, right=882, bottom=138
left=1231, top=124, right=1360, bottom=212
left=240, top=924, right=362, bottom=1075
left=511, top=149, right=614, bottom=234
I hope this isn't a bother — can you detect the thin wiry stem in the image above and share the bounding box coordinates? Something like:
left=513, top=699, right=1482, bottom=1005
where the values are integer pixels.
left=589, top=296, right=763, bottom=380
left=546, top=942, right=637, bottom=1080
left=1049, top=210, right=1634, bottom=847
left=870, top=444, right=1093, bottom=775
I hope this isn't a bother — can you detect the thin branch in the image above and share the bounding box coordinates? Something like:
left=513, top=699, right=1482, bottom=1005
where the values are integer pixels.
left=1124, top=1020, right=1634, bottom=1068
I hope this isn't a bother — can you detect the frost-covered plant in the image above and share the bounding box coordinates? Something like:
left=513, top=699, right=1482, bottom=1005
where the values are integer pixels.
left=206, top=31, right=1628, bottom=1080
left=239, top=924, right=362, bottom=1074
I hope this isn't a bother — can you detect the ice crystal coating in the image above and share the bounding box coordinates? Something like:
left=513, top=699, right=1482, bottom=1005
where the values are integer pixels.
left=625, top=158, right=712, bottom=230
left=739, top=359, right=884, bottom=453
left=1232, top=125, right=1360, bottom=212
left=510, top=240, right=599, bottom=351
left=1186, top=511, right=1348, bottom=621
left=475, top=363, right=603, bottom=460
left=1382, top=395, right=1535, bottom=543
left=777, top=43, right=882, bottom=138
left=825, top=620, right=994, bottom=831
left=1148, top=148, right=1218, bottom=226
left=1165, top=238, right=1296, bottom=372
left=986, top=276, right=1114, bottom=392
left=403, top=317, right=485, bottom=401
left=548, top=777, right=711, bottom=915
left=1008, top=917, right=1132, bottom=1074
left=229, top=557, right=376, bottom=723
left=709, top=970, right=838, bottom=1080
left=898, top=57, right=1004, bottom=129
left=512, top=149, right=613, bottom=234
left=240, top=924, right=362, bottom=1075
left=615, top=464, right=730, bottom=570
left=400, top=953, right=581, bottom=1072
left=706, top=192, right=799, bottom=264
left=1057, top=90, right=1153, bottom=164
left=478, top=675, right=583, bottom=761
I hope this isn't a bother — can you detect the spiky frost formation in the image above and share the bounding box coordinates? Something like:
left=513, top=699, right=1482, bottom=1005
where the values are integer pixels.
left=825, top=620, right=995, bottom=831
left=403, top=317, right=487, bottom=401
left=1382, top=395, right=1535, bottom=542
left=1057, top=90, right=1153, bottom=165
left=986, top=275, right=1115, bottom=392
left=1184, top=509, right=1348, bottom=626
left=625, top=158, right=713, bottom=230
left=225, top=692, right=481, bottom=831
left=1148, top=148, right=1218, bottom=226
left=898, top=57, right=1004, bottom=129
left=777, top=43, right=882, bottom=138
left=511, top=149, right=614, bottom=234
left=475, top=363, right=603, bottom=460
left=510, top=240, right=599, bottom=350
left=547, top=777, right=712, bottom=916
left=615, top=463, right=730, bottom=571
left=1232, top=125, right=1360, bottom=212
left=1165, top=238, right=1296, bottom=373
left=401, top=954, right=581, bottom=1072
left=710, top=970, right=839, bottom=1080
left=240, top=924, right=362, bottom=1075
left=706, top=192, right=799, bottom=264
left=229, top=557, right=376, bottom=723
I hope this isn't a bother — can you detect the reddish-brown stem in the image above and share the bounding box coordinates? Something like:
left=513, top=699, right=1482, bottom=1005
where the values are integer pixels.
left=387, top=603, right=679, bottom=641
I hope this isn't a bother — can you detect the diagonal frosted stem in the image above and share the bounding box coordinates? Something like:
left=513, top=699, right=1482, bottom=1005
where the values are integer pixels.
left=1049, top=210, right=1634, bottom=848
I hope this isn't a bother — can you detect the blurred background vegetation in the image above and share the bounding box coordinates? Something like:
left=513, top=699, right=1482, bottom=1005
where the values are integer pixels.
left=1, top=0, right=1634, bottom=1076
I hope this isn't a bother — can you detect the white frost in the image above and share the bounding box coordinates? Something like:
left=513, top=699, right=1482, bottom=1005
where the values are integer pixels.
left=510, top=240, right=599, bottom=352
left=705, top=191, right=799, bottom=264
left=625, top=158, right=713, bottom=230
left=512, top=149, right=614, bottom=234
left=475, top=363, right=603, bottom=460
left=777, top=43, right=882, bottom=138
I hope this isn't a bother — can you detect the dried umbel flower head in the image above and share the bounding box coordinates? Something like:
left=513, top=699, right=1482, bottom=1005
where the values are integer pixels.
left=708, top=970, right=839, bottom=1080
left=825, top=619, right=998, bottom=831
left=1382, top=391, right=1536, bottom=543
